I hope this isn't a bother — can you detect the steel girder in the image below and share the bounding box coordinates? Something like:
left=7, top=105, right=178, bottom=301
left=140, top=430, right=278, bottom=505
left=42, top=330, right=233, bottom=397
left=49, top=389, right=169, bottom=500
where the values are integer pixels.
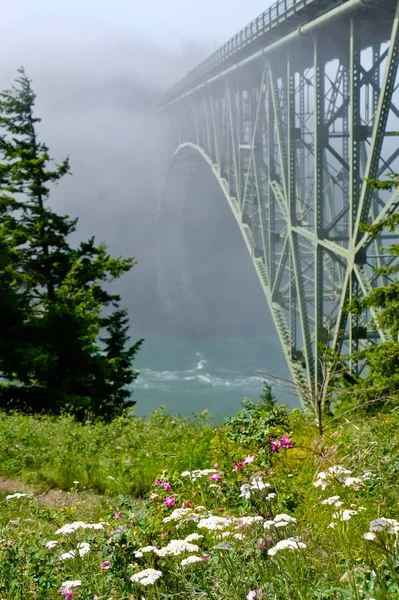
left=161, top=0, right=399, bottom=410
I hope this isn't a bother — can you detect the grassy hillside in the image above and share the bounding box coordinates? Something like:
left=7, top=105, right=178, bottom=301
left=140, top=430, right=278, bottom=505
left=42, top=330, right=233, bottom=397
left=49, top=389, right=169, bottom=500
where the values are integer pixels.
left=0, top=401, right=399, bottom=598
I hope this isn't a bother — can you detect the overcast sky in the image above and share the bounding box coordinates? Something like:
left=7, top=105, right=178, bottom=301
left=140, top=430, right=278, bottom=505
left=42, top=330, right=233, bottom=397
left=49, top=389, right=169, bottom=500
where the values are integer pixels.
left=4, top=0, right=273, bottom=51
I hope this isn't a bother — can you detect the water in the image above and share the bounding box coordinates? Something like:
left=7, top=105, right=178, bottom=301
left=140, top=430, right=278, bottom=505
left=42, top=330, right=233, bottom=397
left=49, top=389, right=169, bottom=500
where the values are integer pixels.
left=132, top=335, right=298, bottom=420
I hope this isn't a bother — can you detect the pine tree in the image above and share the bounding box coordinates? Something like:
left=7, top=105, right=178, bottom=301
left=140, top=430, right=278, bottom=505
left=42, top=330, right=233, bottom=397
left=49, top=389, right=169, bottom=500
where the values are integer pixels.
left=0, top=68, right=143, bottom=417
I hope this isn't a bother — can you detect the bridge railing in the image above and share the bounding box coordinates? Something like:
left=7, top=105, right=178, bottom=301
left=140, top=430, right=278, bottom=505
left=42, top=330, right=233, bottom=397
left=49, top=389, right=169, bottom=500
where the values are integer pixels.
left=162, top=0, right=326, bottom=105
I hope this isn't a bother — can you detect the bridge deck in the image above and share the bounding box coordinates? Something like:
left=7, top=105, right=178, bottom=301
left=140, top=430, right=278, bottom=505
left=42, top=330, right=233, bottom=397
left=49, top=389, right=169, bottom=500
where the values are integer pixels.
left=162, top=0, right=353, bottom=105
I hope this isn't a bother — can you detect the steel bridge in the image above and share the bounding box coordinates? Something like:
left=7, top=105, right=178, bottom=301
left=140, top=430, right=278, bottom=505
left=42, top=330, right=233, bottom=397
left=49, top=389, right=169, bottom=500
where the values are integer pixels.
left=158, top=0, right=399, bottom=408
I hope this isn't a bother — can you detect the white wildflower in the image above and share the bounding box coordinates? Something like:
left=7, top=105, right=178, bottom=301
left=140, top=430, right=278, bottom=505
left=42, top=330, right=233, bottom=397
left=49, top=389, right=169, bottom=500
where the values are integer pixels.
left=369, top=518, right=399, bottom=532
left=131, top=568, right=162, bottom=586
left=157, top=539, right=199, bottom=557
left=274, top=514, right=297, bottom=523
left=6, top=493, right=26, bottom=501
left=213, top=542, right=233, bottom=550
left=342, top=477, right=364, bottom=490
left=222, top=531, right=245, bottom=540
left=268, top=537, right=306, bottom=556
left=364, top=532, right=376, bottom=541
left=184, top=533, right=203, bottom=542
left=45, top=540, right=58, bottom=549
left=62, top=580, right=81, bottom=590
left=263, top=520, right=276, bottom=530
left=250, top=476, right=270, bottom=491
left=197, top=516, right=231, bottom=531
left=135, top=545, right=158, bottom=557
left=239, top=484, right=251, bottom=500
left=181, top=469, right=216, bottom=482
left=60, top=542, right=90, bottom=560
left=162, top=508, right=192, bottom=523
left=234, top=516, right=263, bottom=528
left=333, top=509, right=358, bottom=521
left=321, top=495, right=341, bottom=505
left=56, top=521, right=104, bottom=535
left=180, top=555, right=203, bottom=567
left=176, top=513, right=201, bottom=528
left=265, top=493, right=277, bottom=501
left=327, top=523, right=336, bottom=529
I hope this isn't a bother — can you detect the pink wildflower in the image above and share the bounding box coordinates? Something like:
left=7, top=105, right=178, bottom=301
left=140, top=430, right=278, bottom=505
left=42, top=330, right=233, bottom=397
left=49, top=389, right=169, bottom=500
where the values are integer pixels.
left=246, top=591, right=257, bottom=600
left=149, top=493, right=158, bottom=501
left=243, top=455, right=255, bottom=464
left=213, top=463, right=219, bottom=468
left=332, top=431, right=339, bottom=438
left=201, top=553, right=210, bottom=563
left=101, top=560, right=110, bottom=570
left=269, top=438, right=281, bottom=452
left=154, top=479, right=162, bottom=486
left=182, top=501, right=189, bottom=508
left=160, top=482, right=172, bottom=492
left=164, top=496, right=175, bottom=507
left=209, top=473, right=221, bottom=481
left=233, top=462, right=245, bottom=471
left=113, top=510, right=121, bottom=521
left=281, top=436, right=293, bottom=449
left=61, top=590, right=73, bottom=600
left=217, top=507, right=225, bottom=512
left=15, top=445, right=19, bottom=449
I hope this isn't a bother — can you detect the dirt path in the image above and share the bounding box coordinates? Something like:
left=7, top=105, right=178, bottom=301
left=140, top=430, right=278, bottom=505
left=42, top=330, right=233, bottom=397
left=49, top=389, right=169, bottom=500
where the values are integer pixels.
left=0, top=476, right=103, bottom=508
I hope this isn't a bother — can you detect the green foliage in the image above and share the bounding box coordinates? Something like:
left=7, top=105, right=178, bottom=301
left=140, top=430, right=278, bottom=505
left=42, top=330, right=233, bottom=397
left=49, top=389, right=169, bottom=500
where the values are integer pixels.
left=0, top=68, right=142, bottom=419
left=225, top=383, right=289, bottom=449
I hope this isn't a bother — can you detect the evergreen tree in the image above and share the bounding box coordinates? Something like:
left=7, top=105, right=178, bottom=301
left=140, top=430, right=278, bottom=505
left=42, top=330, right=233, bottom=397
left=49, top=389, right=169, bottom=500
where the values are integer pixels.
left=0, top=68, right=143, bottom=418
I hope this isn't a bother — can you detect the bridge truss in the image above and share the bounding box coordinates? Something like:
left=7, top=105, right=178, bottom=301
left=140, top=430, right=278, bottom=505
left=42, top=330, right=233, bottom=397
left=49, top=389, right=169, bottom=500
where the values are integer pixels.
left=159, top=0, right=399, bottom=408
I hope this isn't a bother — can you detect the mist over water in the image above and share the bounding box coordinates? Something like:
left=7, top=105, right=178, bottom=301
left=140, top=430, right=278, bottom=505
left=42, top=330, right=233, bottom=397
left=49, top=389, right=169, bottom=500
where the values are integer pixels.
left=0, top=4, right=293, bottom=416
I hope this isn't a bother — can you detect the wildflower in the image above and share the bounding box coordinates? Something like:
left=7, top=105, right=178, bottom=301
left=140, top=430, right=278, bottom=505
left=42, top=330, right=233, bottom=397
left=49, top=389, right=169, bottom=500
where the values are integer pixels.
left=15, top=444, right=19, bottom=449
left=333, top=509, right=358, bottom=521
left=113, top=510, right=121, bottom=520
left=332, top=431, right=339, bottom=437
left=6, top=493, right=26, bottom=501
left=268, top=537, right=306, bottom=556
left=136, top=546, right=159, bottom=556
left=269, top=438, right=281, bottom=452
left=239, top=484, right=251, bottom=500
left=197, top=516, right=231, bottom=531
left=60, top=542, right=91, bottom=560
left=72, top=480, right=79, bottom=485
left=181, top=469, right=217, bottom=482
left=247, top=592, right=257, bottom=600
left=149, top=493, right=159, bottom=501
left=157, top=539, right=199, bottom=557
left=180, top=555, right=203, bottom=567
left=266, top=492, right=276, bottom=501
left=342, top=477, right=364, bottom=490
left=184, top=533, right=203, bottom=542
left=234, top=462, right=245, bottom=471
left=274, top=514, right=297, bottom=524
left=369, top=517, right=399, bottom=533
left=235, top=516, right=263, bottom=528
left=364, top=532, right=376, bottom=541
left=45, top=540, right=58, bottom=549
left=251, top=476, right=270, bottom=491
left=55, top=522, right=104, bottom=535
left=160, top=482, right=172, bottom=492
left=321, top=495, right=341, bottom=505
left=61, top=590, right=73, bottom=600
left=162, top=507, right=192, bottom=523
left=101, top=560, right=110, bottom=569
left=243, top=455, right=255, bottom=464
left=201, top=553, right=210, bottom=562
left=164, top=496, right=175, bottom=507
left=213, top=542, right=233, bottom=550
left=61, top=581, right=82, bottom=590
left=209, top=473, right=221, bottom=481
left=281, top=436, right=293, bottom=449
left=182, top=500, right=189, bottom=508
left=131, top=568, right=163, bottom=586
left=327, top=523, right=336, bottom=529
left=214, top=463, right=219, bottom=468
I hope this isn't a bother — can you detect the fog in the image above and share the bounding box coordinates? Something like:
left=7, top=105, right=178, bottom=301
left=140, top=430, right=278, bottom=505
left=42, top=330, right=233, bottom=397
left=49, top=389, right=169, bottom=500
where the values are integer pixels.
left=0, top=5, right=278, bottom=345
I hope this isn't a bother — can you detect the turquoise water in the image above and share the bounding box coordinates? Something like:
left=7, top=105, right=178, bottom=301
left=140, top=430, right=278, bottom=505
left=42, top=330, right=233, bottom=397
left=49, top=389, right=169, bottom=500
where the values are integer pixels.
left=132, top=335, right=298, bottom=420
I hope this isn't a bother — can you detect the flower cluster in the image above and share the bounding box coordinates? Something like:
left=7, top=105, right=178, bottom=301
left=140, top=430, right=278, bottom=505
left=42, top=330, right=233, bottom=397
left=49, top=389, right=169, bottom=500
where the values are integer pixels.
left=233, top=455, right=255, bottom=471
left=268, top=537, right=306, bottom=556
left=131, top=568, right=162, bottom=586
left=269, top=435, right=293, bottom=452
left=264, top=513, right=297, bottom=530
left=55, top=521, right=104, bottom=535
left=155, top=479, right=172, bottom=492
left=5, top=493, right=27, bottom=501
left=313, top=465, right=365, bottom=491
left=181, top=469, right=217, bottom=482
left=240, top=476, right=271, bottom=499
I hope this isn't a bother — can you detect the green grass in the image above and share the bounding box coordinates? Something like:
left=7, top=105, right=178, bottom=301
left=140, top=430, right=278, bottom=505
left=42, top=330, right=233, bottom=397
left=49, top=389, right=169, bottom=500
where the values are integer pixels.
left=0, top=408, right=216, bottom=497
